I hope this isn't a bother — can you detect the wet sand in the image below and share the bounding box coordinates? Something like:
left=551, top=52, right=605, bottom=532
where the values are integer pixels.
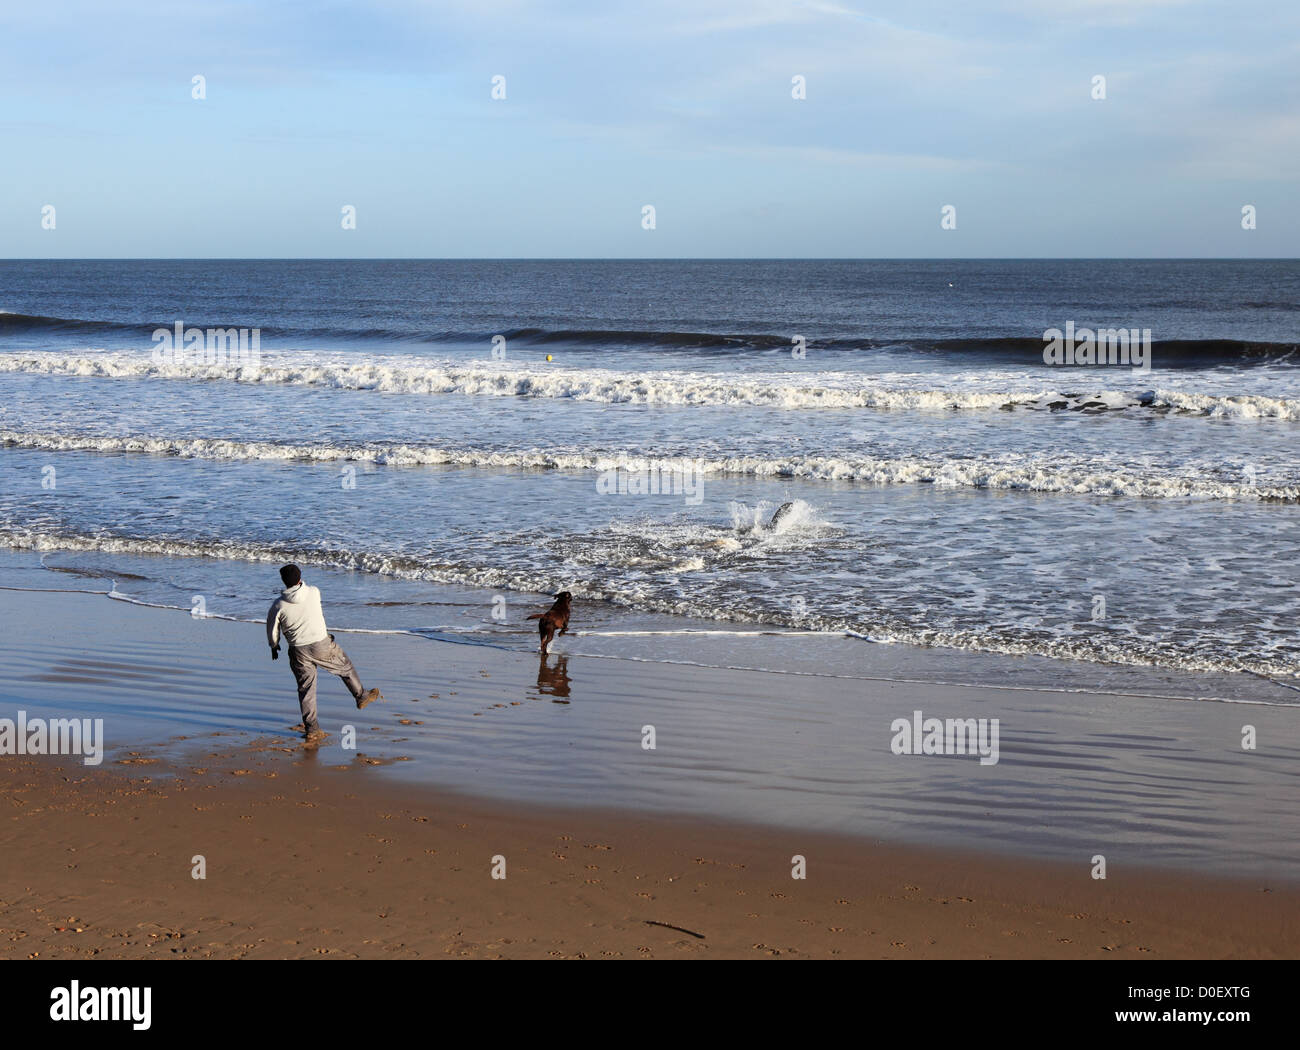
left=2, top=586, right=1299, bottom=958
left=3, top=752, right=1297, bottom=959
left=4, top=588, right=1299, bottom=875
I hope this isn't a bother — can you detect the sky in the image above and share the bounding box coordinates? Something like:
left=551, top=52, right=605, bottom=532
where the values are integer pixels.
left=1, top=0, right=1296, bottom=257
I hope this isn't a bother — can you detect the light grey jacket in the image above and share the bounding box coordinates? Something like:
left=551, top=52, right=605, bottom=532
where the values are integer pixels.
left=267, top=583, right=330, bottom=649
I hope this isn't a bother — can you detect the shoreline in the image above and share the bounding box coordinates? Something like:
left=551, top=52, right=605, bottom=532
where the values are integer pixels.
left=3, top=523, right=1299, bottom=704
left=11, top=580, right=1293, bottom=709
left=5, top=554, right=1299, bottom=711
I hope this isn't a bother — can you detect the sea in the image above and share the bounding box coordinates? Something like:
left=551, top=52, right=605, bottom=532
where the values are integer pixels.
left=2, top=259, right=1298, bottom=704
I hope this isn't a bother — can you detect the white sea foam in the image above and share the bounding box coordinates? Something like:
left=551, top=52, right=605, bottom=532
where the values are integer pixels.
left=4, top=525, right=1297, bottom=682
left=4, top=350, right=1300, bottom=418
left=4, top=427, right=1297, bottom=502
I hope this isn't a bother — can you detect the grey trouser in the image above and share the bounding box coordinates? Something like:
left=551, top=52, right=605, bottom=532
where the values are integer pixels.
left=288, top=635, right=363, bottom=730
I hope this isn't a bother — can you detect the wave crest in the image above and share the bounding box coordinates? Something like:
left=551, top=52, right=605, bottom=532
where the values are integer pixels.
left=4, top=427, right=1297, bottom=502
left=4, top=351, right=1300, bottom=419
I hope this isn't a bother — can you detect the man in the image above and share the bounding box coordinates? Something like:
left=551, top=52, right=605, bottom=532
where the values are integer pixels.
left=267, top=564, right=381, bottom=744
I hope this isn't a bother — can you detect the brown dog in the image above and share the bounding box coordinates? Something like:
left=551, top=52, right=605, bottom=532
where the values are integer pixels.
left=527, top=591, right=572, bottom=655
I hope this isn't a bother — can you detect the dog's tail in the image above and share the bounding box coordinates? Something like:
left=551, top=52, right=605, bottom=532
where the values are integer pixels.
left=526, top=613, right=543, bottom=620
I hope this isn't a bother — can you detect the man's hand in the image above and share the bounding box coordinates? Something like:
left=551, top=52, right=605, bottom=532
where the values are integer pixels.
left=271, top=646, right=280, bottom=661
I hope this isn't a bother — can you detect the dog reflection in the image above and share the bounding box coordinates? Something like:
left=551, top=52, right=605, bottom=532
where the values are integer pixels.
left=536, top=653, right=571, bottom=698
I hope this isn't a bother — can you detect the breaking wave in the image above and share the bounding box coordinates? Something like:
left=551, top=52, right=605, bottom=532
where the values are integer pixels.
left=5, top=427, right=1299, bottom=501
left=4, top=351, right=1300, bottom=418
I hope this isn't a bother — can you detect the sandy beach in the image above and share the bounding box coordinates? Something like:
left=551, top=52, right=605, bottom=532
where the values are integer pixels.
left=2, top=585, right=1297, bottom=959
left=4, top=750, right=1297, bottom=960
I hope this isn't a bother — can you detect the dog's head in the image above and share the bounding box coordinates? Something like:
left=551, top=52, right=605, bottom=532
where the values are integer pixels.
left=554, top=591, right=572, bottom=605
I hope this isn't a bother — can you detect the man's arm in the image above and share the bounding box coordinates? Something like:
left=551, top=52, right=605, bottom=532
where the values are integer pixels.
left=266, top=601, right=282, bottom=654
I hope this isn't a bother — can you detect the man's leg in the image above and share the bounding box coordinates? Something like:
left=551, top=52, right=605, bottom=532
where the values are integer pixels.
left=288, top=646, right=320, bottom=732
left=310, top=635, right=365, bottom=703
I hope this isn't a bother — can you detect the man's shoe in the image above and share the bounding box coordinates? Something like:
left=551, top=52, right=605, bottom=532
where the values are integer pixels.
left=357, top=687, right=383, bottom=710
left=303, top=727, right=326, bottom=746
